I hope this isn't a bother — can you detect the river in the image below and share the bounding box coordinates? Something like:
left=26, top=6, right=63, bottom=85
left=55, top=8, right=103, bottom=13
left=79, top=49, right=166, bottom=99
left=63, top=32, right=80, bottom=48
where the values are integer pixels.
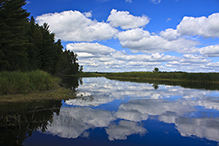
left=1, top=77, right=219, bottom=146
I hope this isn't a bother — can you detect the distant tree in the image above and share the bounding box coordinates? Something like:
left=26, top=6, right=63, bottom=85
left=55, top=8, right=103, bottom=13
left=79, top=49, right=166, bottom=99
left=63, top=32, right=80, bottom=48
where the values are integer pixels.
left=153, top=67, right=159, bottom=73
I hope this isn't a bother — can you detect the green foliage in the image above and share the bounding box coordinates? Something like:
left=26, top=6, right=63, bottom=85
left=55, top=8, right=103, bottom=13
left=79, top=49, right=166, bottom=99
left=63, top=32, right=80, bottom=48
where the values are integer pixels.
left=0, top=0, right=30, bottom=71
left=153, top=67, right=159, bottom=73
left=0, top=70, right=56, bottom=95
left=0, top=1, right=81, bottom=75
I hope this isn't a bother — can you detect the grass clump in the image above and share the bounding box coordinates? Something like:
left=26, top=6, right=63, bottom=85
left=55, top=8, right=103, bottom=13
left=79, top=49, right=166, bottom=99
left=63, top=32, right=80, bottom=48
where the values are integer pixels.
left=0, top=70, right=58, bottom=95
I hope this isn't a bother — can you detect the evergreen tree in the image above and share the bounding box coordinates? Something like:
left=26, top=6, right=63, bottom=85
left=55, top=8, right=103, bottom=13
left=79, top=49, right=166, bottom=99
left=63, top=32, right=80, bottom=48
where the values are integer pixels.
left=57, top=49, right=79, bottom=75
left=0, top=0, right=82, bottom=75
left=0, top=0, right=30, bottom=71
left=26, top=16, right=42, bottom=70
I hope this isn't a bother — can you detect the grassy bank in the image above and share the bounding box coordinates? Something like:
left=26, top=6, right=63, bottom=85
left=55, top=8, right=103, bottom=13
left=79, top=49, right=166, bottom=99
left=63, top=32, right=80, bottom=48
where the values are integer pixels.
left=105, top=72, right=219, bottom=83
left=70, top=72, right=104, bottom=77
left=0, top=70, right=76, bottom=103
left=0, top=70, right=60, bottom=95
left=103, top=72, right=219, bottom=90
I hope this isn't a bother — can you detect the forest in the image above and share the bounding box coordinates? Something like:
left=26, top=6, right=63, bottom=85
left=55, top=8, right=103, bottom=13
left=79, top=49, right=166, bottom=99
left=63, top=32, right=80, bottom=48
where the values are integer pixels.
left=0, top=0, right=82, bottom=75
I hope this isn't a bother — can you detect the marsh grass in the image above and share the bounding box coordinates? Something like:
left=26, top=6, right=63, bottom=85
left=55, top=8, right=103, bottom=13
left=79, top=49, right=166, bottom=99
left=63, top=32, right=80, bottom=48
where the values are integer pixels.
left=0, top=70, right=59, bottom=95
left=105, top=72, right=219, bottom=83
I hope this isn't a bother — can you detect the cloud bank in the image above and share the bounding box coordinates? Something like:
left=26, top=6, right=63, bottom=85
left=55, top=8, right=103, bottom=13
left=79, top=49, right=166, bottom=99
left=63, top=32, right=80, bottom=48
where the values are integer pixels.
left=36, top=10, right=219, bottom=72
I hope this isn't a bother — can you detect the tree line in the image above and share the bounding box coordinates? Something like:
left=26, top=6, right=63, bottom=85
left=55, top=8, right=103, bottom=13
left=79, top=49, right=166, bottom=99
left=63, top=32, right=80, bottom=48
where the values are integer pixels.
left=0, top=0, right=82, bottom=75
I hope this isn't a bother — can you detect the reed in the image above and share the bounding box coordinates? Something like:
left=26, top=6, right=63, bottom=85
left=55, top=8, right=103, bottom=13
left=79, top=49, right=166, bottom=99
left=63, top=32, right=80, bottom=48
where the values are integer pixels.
left=0, top=70, right=58, bottom=95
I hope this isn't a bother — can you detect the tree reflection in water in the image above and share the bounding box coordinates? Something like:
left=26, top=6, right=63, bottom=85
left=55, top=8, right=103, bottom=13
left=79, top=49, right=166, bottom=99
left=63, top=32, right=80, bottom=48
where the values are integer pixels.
left=0, top=76, right=80, bottom=146
left=0, top=100, right=62, bottom=146
left=1, top=77, right=219, bottom=146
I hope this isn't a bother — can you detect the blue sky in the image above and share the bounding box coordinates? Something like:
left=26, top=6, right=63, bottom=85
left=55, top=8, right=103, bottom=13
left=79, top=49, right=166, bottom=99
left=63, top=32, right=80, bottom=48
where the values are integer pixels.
left=24, top=0, right=219, bottom=72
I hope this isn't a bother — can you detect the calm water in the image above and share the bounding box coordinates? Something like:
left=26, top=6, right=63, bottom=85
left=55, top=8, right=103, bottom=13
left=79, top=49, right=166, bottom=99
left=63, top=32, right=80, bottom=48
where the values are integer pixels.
left=1, top=77, right=219, bottom=146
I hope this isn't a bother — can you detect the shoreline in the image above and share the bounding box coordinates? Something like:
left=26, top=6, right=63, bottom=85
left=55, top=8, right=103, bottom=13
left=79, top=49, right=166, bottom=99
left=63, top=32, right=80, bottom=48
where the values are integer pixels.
left=0, top=87, right=74, bottom=103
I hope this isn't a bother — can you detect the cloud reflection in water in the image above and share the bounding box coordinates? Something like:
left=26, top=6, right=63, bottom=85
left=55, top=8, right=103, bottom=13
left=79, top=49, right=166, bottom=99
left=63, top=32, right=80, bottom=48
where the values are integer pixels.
left=45, top=77, right=219, bottom=142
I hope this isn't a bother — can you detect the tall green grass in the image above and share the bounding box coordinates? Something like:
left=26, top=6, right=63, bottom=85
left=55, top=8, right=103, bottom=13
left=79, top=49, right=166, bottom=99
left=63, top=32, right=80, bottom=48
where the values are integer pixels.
left=0, top=70, right=57, bottom=95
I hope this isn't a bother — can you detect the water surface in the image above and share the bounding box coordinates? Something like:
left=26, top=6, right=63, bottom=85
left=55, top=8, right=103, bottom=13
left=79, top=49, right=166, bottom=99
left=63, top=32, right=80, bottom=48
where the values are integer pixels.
left=1, top=77, right=219, bottom=146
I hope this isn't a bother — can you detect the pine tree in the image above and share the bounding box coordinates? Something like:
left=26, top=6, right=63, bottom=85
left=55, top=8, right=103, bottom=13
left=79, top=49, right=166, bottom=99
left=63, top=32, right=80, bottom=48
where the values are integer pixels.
left=0, top=0, right=30, bottom=71
left=26, top=16, right=42, bottom=70
left=0, top=0, right=81, bottom=75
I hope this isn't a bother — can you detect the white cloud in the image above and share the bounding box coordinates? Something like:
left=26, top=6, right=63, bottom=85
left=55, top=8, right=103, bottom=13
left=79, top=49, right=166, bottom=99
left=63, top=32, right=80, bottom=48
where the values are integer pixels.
left=116, top=28, right=150, bottom=41
left=165, top=54, right=211, bottom=72
left=107, top=9, right=150, bottom=29
left=117, top=28, right=198, bottom=53
left=160, top=28, right=180, bottom=41
left=66, top=42, right=116, bottom=56
left=199, top=44, right=219, bottom=57
left=125, top=0, right=132, bottom=3
left=177, top=13, right=219, bottom=38
left=150, top=0, right=161, bottom=4
left=84, top=11, right=92, bottom=18
left=35, top=10, right=219, bottom=72
left=113, top=51, right=177, bottom=62
left=36, top=10, right=118, bottom=41
left=66, top=42, right=181, bottom=72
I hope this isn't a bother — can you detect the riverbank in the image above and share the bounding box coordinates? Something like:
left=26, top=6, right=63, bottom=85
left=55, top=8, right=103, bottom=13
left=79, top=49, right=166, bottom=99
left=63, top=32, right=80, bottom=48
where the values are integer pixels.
left=0, top=70, right=74, bottom=103
left=74, top=72, right=219, bottom=90
left=104, top=72, right=219, bottom=83
left=0, top=88, right=73, bottom=103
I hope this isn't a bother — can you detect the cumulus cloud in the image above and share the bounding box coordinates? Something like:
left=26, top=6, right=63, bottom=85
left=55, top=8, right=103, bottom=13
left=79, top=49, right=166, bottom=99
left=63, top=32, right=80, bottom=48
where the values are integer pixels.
left=107, top=9, right=150, bottom=29
left=165, top=54, right=211, bottom=72
left=199, top=45, right=219, bottom=57
left=36, top=9, right=219, bottom=72
left=36, top=10, right=118, bottom=41
left=67, top=42, right=116, bottom=56
left=66, top=42, right=182, bottom=72
left=116, top=28, right=150, bottom=41
left=117, top=28, right=199, bottom=53
left=177, top=13, right=219, bottom=38
left=160, top=28, right=180, bottom=41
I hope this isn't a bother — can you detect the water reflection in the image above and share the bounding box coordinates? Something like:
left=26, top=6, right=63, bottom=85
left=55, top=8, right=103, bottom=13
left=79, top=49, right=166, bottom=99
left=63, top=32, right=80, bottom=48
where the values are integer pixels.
left=45, top=107, right=116, bottom=139
left=62, top=77, right=219, bottom=143
left=106, top=120, right=147, bottom=141
left=0, top=100, right=62, bottom=146
left=1, top=77, right=219, bottom=145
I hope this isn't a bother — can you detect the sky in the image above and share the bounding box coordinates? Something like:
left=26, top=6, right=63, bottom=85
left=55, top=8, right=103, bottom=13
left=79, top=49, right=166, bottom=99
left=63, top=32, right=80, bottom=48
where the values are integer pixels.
left=24, top=0, right=219, bottom=72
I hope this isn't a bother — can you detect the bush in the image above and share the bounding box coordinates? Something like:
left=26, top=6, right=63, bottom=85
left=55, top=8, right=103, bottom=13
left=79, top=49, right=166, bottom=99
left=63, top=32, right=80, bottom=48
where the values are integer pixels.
left=0, top=70, right=56, bottom=95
